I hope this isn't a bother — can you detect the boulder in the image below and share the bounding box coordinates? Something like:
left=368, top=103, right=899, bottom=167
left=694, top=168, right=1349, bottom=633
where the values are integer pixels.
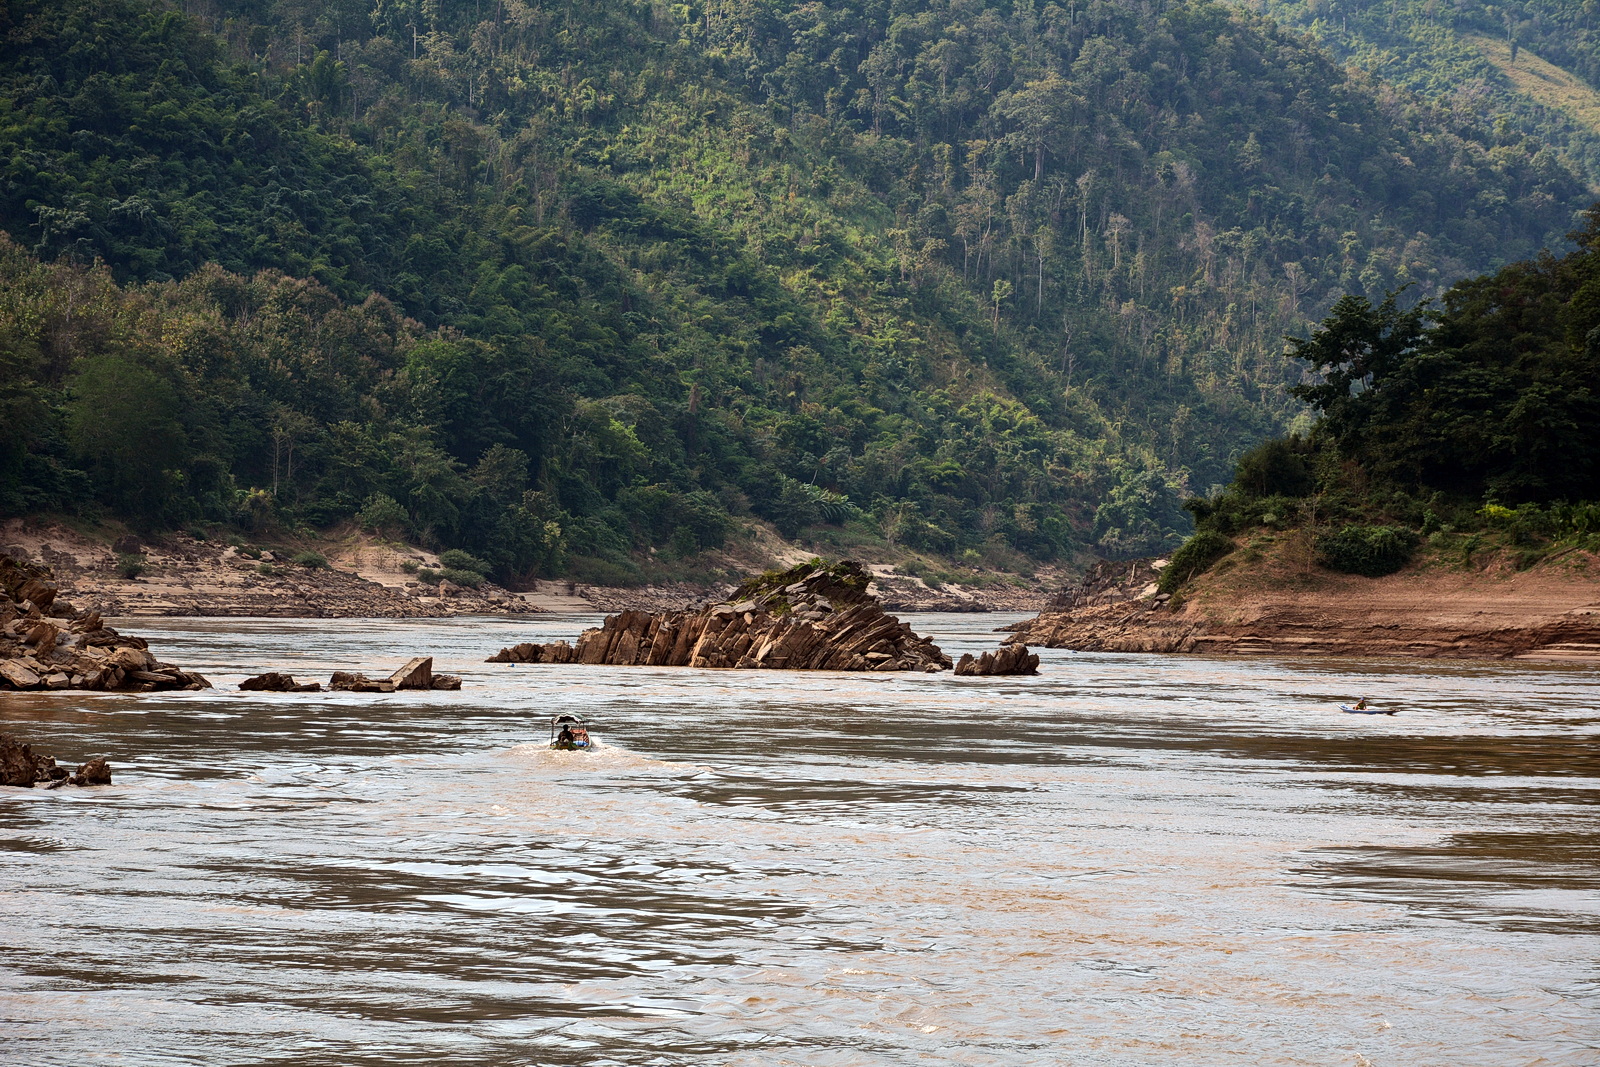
left=430, top=674, right=462, bottom=690
left=0, top=660, right=41, bottom=690
left=0, top=734, right=38, bottom=786
left=239, top=672, right=321, bottom=693
left=73, top=758, right=112, bottom=786
left=954, top=642, right=1041, bottom=676
left=328, top=671, right=396, bottom=693
left=389, top=656, right=433, bottom=689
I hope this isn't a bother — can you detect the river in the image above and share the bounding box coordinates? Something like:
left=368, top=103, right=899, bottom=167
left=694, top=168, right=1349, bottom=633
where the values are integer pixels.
left=2, top=613, right=1596, bottom=1065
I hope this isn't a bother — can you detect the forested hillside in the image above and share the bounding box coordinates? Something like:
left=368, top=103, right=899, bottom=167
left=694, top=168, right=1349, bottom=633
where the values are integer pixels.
left=1164, top=206, right=1600, bottom=592
left=0, top=0, right=1590, bottom=582
left=1241, top=0, right=1600, bottom=184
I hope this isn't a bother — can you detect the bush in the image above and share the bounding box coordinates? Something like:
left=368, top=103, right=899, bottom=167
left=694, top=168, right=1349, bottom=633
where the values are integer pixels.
left=416, top=567, right=440, bottom=584
left=357, top=492, right=409, bottom=534
left=115, top=552, right=146, bottom=579
left=257, top=562, right=279, bottom=577
left=1157, top=531, right=1234, bottom=593
left=292, top=551, right=327, bottom=569
left=1233, top=438, right=1313, bottom=498
left=1316, top=525, right=1416, bottom=577
left=439, top=566, right=483, bottom=588
left=400, top=559, right=420, bottom=574
left=439, top=549, right=490, bottom=574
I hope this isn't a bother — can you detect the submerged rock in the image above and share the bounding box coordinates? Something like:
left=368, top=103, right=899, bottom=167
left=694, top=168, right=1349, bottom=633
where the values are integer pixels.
left=488, top=560, right=952, bottom=672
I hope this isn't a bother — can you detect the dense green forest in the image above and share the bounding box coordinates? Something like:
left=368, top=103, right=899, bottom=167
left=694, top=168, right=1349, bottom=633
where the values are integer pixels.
left=1167, top=205, right=1600, bottom=588
left=0, top=0, right=1591, bottom=581
left=1241, top=0, right=1600, bottom=184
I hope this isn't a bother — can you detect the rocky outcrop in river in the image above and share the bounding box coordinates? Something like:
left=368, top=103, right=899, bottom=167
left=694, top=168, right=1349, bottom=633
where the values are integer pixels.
left=954, top=642, right=1040, bottom=676
left=489, top=560, right=953, bottom=672
left=0, top=556, right=211, bottom=691
left=239, top=657, right=462, bottom=693
left=0, top=733, right=112, bottom=787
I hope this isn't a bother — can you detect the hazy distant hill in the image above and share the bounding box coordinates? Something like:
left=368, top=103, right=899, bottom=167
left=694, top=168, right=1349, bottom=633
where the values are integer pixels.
left=0, top=0, right=1590, bottom=580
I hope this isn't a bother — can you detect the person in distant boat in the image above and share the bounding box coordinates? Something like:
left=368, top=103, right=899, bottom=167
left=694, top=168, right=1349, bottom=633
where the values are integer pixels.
left=556, top=725, right=576, bottom=749
left=1352, top=697, right=1368, bottom=710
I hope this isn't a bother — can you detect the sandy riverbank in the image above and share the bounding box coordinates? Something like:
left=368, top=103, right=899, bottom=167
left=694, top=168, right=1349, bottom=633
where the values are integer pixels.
left=1014, top=540, right=1600, bottom=662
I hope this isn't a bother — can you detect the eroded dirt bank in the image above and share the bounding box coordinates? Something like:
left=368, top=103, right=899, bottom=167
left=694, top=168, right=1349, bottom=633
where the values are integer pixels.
left=3, top=520, right=1049, bottom=618
left=1013, top=548, right=1600, bottom=662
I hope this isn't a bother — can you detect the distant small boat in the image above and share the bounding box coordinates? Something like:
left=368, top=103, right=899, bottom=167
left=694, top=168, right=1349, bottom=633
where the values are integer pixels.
left=1340, top=704, right=1395, bottom=716
left=549, top=713, right=594, bottom=750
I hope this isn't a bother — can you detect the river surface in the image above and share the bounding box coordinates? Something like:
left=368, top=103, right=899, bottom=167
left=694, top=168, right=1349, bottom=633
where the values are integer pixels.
left=1, top=613, right=1597, bottom=1066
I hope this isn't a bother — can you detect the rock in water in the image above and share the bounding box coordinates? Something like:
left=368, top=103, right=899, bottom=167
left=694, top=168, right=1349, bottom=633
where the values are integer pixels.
left=0, top=554, right=211, bottom=692
left=0, top=734, right=38, bottom=786
left=0, top=733, right=112, bottom=788
left=328, top=671, right=397, bottom=693
left=389, top=657, right=433, bottom=689
left=73, top=758, right=112, bottom=786
left=487, top=560, right=952, bottom=672
left=954, top=642, right=1041, bottom=676
left=239, top=672, right=322, bottom=693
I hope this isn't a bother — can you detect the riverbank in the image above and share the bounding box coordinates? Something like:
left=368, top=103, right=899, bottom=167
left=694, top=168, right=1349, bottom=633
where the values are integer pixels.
left=2, top=520, right=1051, bottom=618
left=1012, top=538, right=1600, bottom=662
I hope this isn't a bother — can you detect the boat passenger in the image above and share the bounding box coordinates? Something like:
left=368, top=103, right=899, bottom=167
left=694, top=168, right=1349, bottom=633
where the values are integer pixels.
left=556, top=726, right=576, bottom=749
left=1353, top=697, right=1368, bottom=710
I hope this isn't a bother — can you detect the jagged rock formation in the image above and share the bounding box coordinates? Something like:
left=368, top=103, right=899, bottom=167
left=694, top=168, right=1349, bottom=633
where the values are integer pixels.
left=1041, top=557, right=1170, bottom=613
left=954, top=642, right=1040, bottom=676
left=489, top=560, right=953, bottom=672
left=0, top=556, right=211, bottom=691
left=0, top=733, right=112, bottom=788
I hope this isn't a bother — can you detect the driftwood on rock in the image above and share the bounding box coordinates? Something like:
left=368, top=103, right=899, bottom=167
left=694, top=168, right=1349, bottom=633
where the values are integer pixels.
left=0, top=555, right=211, bottom=692
left=488, top=560, right=953, bottom=672
left=0, top=733, right=112, bottom=788
left=954, top=642, right=1040, bottom=676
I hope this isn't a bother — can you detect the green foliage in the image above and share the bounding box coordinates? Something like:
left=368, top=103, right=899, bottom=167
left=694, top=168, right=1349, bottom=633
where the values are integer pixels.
left=1158, top=531, right=1235, bottom=593
left=415, top=567, right=440, bottom=584
left=357, top=494, right=408, bottom=534
left=0, top=0, right=1591, bottom=573
left=1288, top=211, right=1600, bottom=503
left=1233, top=440, right=1314, bottom=499
left=400, top=560, right=420, bottom=574
left=291, top=551, right=327, bottom=569
left=439, top=567, right=484, bottom=589
left=115, top=552, right=146, bottom=579
left=438, top=549, right=489, bottom=574
left=1316, top=525, right=1417, bottom=577
left=1248, top=0, right=1600, bottom=185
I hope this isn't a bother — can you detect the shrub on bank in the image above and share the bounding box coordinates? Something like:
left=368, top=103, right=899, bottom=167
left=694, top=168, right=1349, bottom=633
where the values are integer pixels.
left=439, top=566, right=483, bottom=588
left=1316, top=525, right=1416, bottom=576
left=115, top=552, right=146, bottom=579
left=292, top=551, right=327, bottom=569
left=439, top=549, right=489, bottom=574
left=1157, top=531, right=1234, bottom=594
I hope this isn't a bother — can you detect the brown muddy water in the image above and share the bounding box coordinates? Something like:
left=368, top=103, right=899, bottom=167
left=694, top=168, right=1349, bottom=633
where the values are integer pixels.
left=1, top=613, right=1597, bottom=1066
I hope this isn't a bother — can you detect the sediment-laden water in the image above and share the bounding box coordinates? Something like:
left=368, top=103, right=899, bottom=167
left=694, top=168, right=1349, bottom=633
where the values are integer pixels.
left=2, top=613, right=1596, bottom=1065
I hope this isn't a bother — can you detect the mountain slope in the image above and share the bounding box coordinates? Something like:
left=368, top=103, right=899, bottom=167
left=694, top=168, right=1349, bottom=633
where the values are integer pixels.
left=1241, top=0, right=1600, bottom=186
left=0, top=0, right=1590, bottom=579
